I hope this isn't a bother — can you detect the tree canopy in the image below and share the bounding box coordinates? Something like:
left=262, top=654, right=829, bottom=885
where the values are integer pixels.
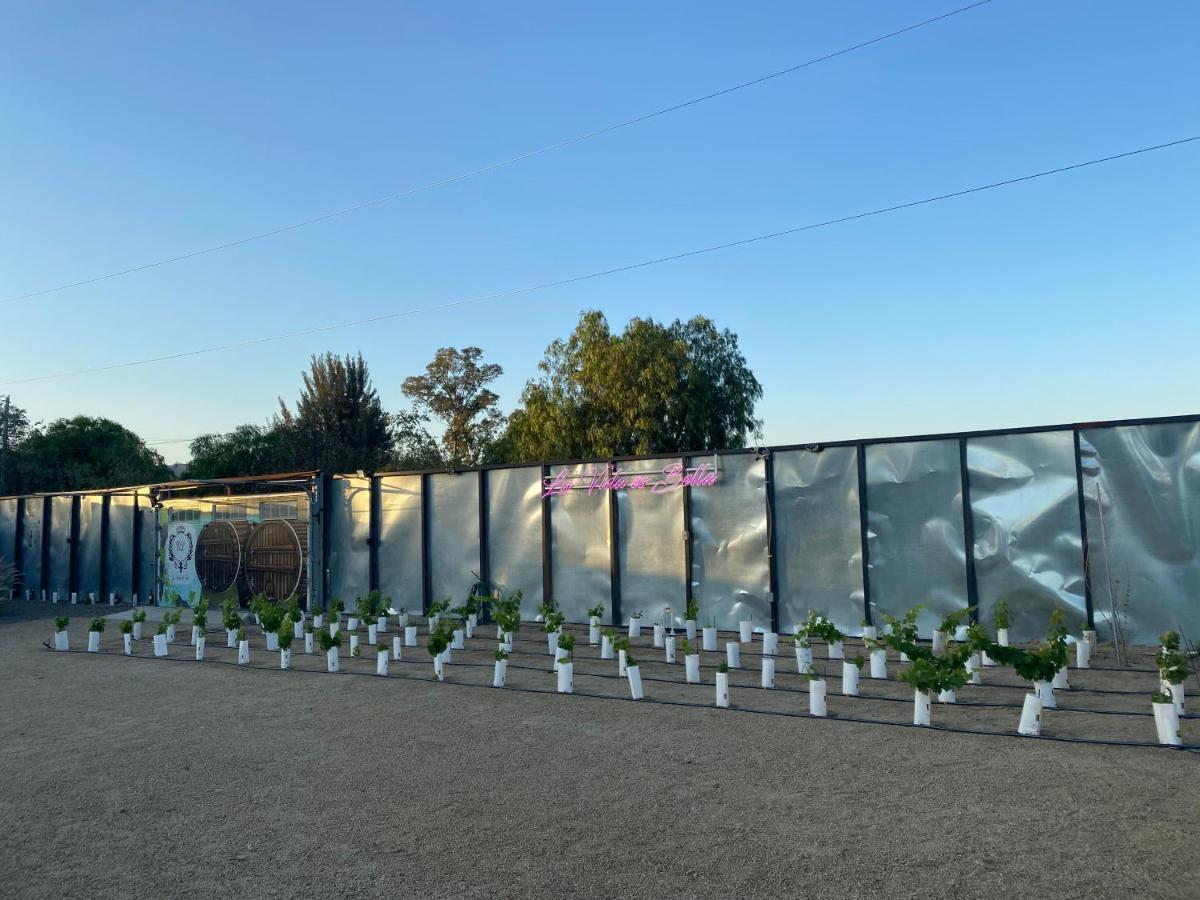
left=498, top=310, right=761, bottom=460
left=9, top=416, right=171, bottom=493
left=401, top=346, right=504, bottom=466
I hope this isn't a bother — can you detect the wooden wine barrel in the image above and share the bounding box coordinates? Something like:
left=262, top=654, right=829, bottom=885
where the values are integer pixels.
left=244, top=518, right=308, bottom=601
left=195, top=520, right=249, bottom=593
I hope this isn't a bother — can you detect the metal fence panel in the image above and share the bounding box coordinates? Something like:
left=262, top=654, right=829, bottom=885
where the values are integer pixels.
left=689, top=453, right=770, bottom=631
left=967, top=432, right=1087, bottom=642
left=485, top=467, right=543, bottom=619
left=47, top=496, right=73, bottom=598
left=549, top=464, right=611, bottom=623
left=617, top=459, right=684, bottom=629
left=76, top=495, right=104, bottom=601
left=107, top=496, right=135, bottom=600
left=428, top=473, right=480, bottom=608
left=327, top=476, right=370, bottom=611
left=378, top=475, right=422, bottom=616
left=774, top=447, right=865, bottom=635
left=139, top=505, right=158, bottom=604
left=22, top=500, right=43, bottom=596
left=1080, top=422, right=1200, bottom=644
left=0, top=498, right=17, bottom=588
left=866, top=440, right=968, bottom=637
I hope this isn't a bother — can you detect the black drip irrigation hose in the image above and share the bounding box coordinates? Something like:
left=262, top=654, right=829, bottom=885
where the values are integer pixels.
left=40, top=642, right=1200, bottom=754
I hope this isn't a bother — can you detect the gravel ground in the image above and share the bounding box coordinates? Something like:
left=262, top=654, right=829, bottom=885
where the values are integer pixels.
left=1, top=602, right=1197, bottom=899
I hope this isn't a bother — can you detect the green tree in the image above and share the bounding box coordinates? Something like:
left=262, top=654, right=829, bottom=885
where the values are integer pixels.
left=275, top=352, right=394, bottom=473
left=0, top=396, right=33, bottom=495
left=401, top=347, right=504, bottom=466
left=499, top=311, right=761, bottom=460
left=186, top=424, right=289, bottom=479
left=11, top=416, right=171, bottom=493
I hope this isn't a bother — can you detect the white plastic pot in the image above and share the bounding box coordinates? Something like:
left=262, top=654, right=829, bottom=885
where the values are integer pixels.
left=554, top=645, right=568, bottom=672
left=762, top=657, right=776, bottom=689
left=1052, top=666, right=1069, bottom=690
left=123, top=633, right=132, bottom=655
left=589, top=619, right=600, bottom=645
left=1035, top=680, right=1056, bottom=709
left=326, top=647, right=340, bottom=673
left=1166, top=682, right=1185, bottom=716
left=348, top=616, right=360, bottom=632
left=601, top=635, right=614, bottom=660
left=1075, top=640, right=1090, bottom=669
left=685, top=654, right=701, bottom=684
left=368, top=624, right=379, bottom=645
left=133, top=622, right=143, bottom=640
left=501, top=632, right=513, bottom=653
left=237, top=640, right=250, bottom=665
left=330, top=621, right=340, bottom=638
left=1018, top=693, right=1042, bottom=736
left=547, top=631, right=560, bottom=656
left=405, top=626, right=418, bottom=646
left=715, top=671, right=729, bottom=708
left=88, top=592, right=95, bottom=604
left=452, top=628, right=464, bottom=650
left=87, top=632, right=100, bottom=653
left=966, top=653, right=982, bottom=685
left=653, top=624, right=665, bottom=648
left=982, top=650, right=997, bottom=667
left=738, top=620, right=753, bottom=643
left=664, top=636, right=676, bottom=663
left=869, top=649, right=887, bottom=679
left=225, top=628, right=236, bottom=648
left=557, top=662, right=574, bottom=694
left=618, top=649, right=628, bottom=677
left=266, top=632, right=279, bottom=652
left=627, top=665, right=644, bottom=699
left=828, top=640, right=844, bottom=660
left=763, top=633, right=779, bottom=656
left=379, top=617, right=389, bottom=634
left=397, top=613, right=408, bottom=629
left=349, top=634, right=360, bottom=656
left=166, top=625, right=176, bottom=643
left=293, top=621, right=304, bottom=639
left=863, top=625, right=878, bottom=640
left=702, top=627, right=717, bottom=652
left=68, top=592, right=75, bottom=605
left=191, top=625, right=201, bottom=646
left=809, top=679, right=827, bottom=717
left=195, top=637, right=205, bottom=660
left=913, top=689, right=931, bottom=726
left=153, top=634, right=168, bottom=657
left=314, top=614, right=324, bottom=629
left=628, top=618, right=642, bottom=638
left=726, top=643, right=741, bottom=670
left=280, top=647, right=292, bottom=670
left=468, top=613, right=477, bottom=631
left=493, top=658, right=507, bottom=687
left=1154, top=701, right=1181, bottom=746
left=937, top=689, right=956, bottom=704
left=375, top=649, right=387, bottom=676
left=841, top=662, right=859, bottom=696
left=998, top=627, right=1010, bottom=647
left=932, top=631, right=947, bottom=654
left=108, top=593, right=116, bottom=606
left=305, top=633, right=315, bottom=654
left=900, top=651, right=910, bottom=663
left=685, top=620, right=697, bottom=641
left=1083, top=629, right=1097, bottom=649
left=795, top=645, right=813, bottom=675
left=954, top=625, right=969, bottom=642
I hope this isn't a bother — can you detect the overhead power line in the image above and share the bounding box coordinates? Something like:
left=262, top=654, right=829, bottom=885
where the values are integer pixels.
left=0, top=0, right=997, bottom=306
left=2, top=134, right=1195, bottom=390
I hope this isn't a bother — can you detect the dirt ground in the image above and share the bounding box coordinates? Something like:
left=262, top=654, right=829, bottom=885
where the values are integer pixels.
left=1, top=602, right=1197, bottom=899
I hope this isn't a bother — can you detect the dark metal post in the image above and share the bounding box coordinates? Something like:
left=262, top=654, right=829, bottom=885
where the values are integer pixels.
left=313, top=473, right=331, bottom=613
left=763, top=451, right=780, bottom=634
left=856, top=445, right=873, bottom=626
left=12, top=497, right=24, bottom=598
left=420, top=473, right=431, bottom=615
left=68, top=495, right=81, bottom=599
left=682, top=474, right=694, bottom=616
left=368, top=476, right=381, bottom=593
left=477, top=470, right=489, bottom=592
left=1072, top=428, right=1096, bottom=629
left=958, top=438, right=980, bottom=622
left=608, top=463, right=621, bottom=627
left=40, top=497, right=51, bottom=597
left=99, top=494, right=111, bottom=603
left=540, top=465, right=552, bottom=608
left=132, top=494, right=142, bottom=603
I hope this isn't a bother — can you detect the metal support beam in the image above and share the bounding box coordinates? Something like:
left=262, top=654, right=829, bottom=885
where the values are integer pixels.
left=1072, top=428, right=1096, bottom=629
left=682, top=477, right=694, bottom=614
left=958, top=438, right=980, bottom=622
left=68, top=494, right=81, bottom=598
left=99, top=494, right=111, bottom=603
left=477, top=470, right=489, bottom=594
left=420, top=473, right=431, bottom=615
left=763, top=451, right=780, bottom=634
left=608, top=462, right=621, bottom=627
left=131, top=495, right=141, bottom=603
left=856, top=445, right=873, bottom=626
left=540, top=464, right=552, bottom=608
left=368, top=476, right=381, bottom=593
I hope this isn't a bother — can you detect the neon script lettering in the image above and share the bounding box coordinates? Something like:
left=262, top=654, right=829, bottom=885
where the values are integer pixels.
left=540, top=462, right=719, bottom=499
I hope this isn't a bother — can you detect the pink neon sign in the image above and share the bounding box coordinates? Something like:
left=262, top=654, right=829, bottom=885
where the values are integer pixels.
left=540, top=461, right=719, bottom=499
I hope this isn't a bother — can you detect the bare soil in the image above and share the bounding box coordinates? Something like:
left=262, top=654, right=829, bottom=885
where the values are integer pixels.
left=1, top=602, right=1197, bottom=899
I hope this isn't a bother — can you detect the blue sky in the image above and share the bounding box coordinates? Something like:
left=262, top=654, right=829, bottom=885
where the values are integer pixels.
left=2, top=0, right=1197, bottom=462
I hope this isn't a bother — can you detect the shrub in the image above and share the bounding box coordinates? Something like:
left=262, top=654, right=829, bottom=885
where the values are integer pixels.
left=277, top=630, right=295, bottom=651
left=494, top=648, right=509, bottom=661
left=120, top=621, right=133, bottom=635
left=133, top=610, right=147, bottom=624
left=686, top=595, right=699, bottom=621
left=54, top=616, right=70, bottom=632
left=680, top=638, right=697, bottom=657
left=558, top=633, right=576, bottom=653
left=318, top=630, right=342, bottom=653
left=587, top=604, right=605, bottom=619
left=938, top=607, right=973, bottom=636
left=717, top=660, right=729, bottom=673
left=89, top=618, right=106, bottom=633
left=993, top=599, right=1010, bottom=631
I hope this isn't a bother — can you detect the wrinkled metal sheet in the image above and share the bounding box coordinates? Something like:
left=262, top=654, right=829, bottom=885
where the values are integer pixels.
left=107, top=496, right=135, bottom=600
left=47, top=496, right=73, bottom=597
left=76, top=495, right=104, bottom=599
left=968, top=432, right=1087, bottom=642
left=617, top=460, right=685, bottom=629
left=550, top=464, right=611, bottom=623
left=378, top=475, right=423, bottom=616
left=866, top=440, right=968, bottom=637
left=0, top=498, right=16, bottom=580
left=327, top=476, right=370, bottom=611
left=1080, top=422, right=1200, bottom=644
left=689, top=453, right=771, bottom=631
left=428, top=473, right=480, bottom=608
left=22, top=499, right=43, bottom=595
left=773, top=447, right=865, bottom=635
left=485, top=467, right=543, bottom=619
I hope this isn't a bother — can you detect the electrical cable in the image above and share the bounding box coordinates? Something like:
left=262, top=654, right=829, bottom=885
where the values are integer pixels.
left=0, top=1, right=998, bottom=307
left=3, top=134, right=1196, bottom=389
